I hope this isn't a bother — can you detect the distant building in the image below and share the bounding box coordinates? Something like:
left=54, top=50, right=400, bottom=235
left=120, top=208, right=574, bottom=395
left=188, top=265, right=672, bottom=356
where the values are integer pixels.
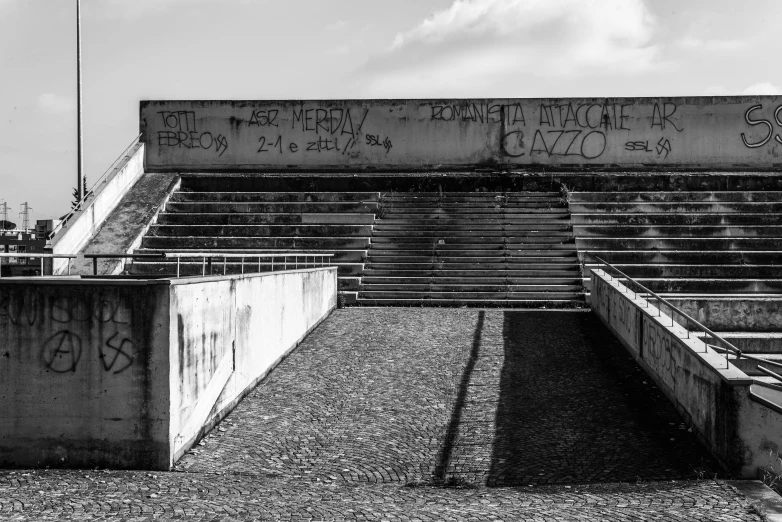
left=0, top=219, right=56, bottom=276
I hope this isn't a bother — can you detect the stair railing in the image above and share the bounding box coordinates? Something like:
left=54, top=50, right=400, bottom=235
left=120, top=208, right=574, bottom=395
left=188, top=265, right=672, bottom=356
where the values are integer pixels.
left=163, top=252, right=333, bottom=277
left=48, top=134, right=143, bottom=242
left=590, top=254, right=782, bottom=380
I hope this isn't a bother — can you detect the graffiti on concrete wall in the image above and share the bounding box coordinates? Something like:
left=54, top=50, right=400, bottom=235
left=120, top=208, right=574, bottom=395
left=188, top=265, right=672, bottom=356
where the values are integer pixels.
left=741, top=104, right=782, bottom=148
left=141, top=97, right=782, bottom=169
left=642, top=315, right=678, bottom=390
left=0, top=289, right=136, bottom=375
left=592, top=274, right=639, bottom=353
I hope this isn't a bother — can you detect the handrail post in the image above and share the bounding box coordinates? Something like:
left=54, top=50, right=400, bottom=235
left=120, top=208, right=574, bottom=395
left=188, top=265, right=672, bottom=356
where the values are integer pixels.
left=202, top=256, right=206, bottom=276
left=271, top=256, right=274, bottom=272
left=93, top=257, right=98, bottom=276
left=67, top=258, right=71, bottom=276
left=223, top=256, right=226, bottom=275
left=177, top=257, right=181, bottom=278
left=241, top=256, right=244, bottom=274
left=258, top=256, right=261, bottom=273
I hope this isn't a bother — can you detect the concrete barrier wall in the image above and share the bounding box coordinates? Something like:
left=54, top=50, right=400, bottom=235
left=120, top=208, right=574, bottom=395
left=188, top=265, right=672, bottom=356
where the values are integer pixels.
left=141, top=97, right=782, bottom=171
left=0, top=279, right=172, bottom=469
left=592, top=270, right=782, bottom=477
left=51, top=144, right=146, bottom=274
left=0, top=267, right=337, bottom=469
left=169, top=268, right=337, bottom=461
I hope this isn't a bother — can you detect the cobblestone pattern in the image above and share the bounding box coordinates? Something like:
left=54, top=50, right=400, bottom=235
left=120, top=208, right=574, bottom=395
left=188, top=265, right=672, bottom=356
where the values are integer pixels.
left=0, top=470, right=763, bottom=521
left=178, top=308, right=717, bottom=486
left=0, top=308, right=762, bottom=520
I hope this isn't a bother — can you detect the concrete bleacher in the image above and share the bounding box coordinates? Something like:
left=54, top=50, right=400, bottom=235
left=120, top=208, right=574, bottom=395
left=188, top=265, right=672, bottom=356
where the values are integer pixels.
left=573, top=190, right=782, bottom=378
left=129, top=180, right=378, bottom=300
left=574, top=191, right=782, bottom=294
left=359, top=191, right=583, bottom=306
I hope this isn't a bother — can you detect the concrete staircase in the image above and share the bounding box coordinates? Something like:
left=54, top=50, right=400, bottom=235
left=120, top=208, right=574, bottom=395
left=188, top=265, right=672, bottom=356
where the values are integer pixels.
left=572, top=191, right=782, bottom=381
left=129, top=189, right=379, bottom=299
left=357, top=192, right=584, bottom=307
left=573, top=192, right=782, bottom=295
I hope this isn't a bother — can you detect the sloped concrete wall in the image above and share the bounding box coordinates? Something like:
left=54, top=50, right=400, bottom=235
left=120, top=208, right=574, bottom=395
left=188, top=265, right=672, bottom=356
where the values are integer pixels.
left=51, top=143, right=146, bottom=274
left=592, top=270, right=782, bottom=478
left=0, top=267, right=337, bottom=469
left=167, top=267, right=338, bottom=462
left=141, top=97, right=782, bottom=171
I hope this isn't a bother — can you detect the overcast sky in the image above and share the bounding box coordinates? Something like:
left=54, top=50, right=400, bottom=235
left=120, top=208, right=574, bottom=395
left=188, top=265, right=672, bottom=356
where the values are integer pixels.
left=0, top=0, right=780, bottom=221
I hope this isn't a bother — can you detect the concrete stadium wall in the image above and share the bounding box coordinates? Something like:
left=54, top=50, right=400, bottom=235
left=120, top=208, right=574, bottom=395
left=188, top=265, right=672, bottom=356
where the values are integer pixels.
left=141, top=97, right=782, bottom=171
left=592, top=270, right=782, bottom=478
left=51, top=143, right=146, bottom=274
left=0, top=267, right=337, bottom=469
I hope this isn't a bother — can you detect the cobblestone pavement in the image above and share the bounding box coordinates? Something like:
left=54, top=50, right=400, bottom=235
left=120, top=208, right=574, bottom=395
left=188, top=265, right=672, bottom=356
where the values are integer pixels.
left=0, top=309, right=766, bottom=520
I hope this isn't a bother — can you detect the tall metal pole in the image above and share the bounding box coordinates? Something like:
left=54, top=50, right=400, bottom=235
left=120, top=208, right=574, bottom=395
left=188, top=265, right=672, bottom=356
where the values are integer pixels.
left=76, top=0, right=84, bottom=202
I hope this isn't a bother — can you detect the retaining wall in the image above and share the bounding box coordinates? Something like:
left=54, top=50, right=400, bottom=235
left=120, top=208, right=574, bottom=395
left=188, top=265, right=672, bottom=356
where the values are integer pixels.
left=0, top=267, right=337, bottom=469
left=592, top=270, right=782, bottom=478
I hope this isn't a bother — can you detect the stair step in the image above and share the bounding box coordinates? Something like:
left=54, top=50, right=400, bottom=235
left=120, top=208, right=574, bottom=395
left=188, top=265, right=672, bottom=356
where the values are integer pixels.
left=357, top=291, right=583, bottom=299
left=355, top=298, right=585, bottom=308
left=165, top=202, right=379, bottom=213
left=570, top=191, right=782, bottom=203
left=141, top=237, right=371, bottom=249
left=171, top=191, right=379, bottom=202
left=149, top=225, right=373, bottom=237
left=158, top=213, right=375, bottom=225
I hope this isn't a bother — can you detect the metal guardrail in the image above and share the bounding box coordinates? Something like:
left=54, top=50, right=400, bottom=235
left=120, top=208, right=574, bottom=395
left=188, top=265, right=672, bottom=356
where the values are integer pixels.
left=163, top=252, right=334, bottom=277
left=48, top=134, right=142, bottom=241
left=0, top=252, right=333, bottom=278
left=590, top=255, right=782, bottom=379
left=0, top=253, right=78, bottom=276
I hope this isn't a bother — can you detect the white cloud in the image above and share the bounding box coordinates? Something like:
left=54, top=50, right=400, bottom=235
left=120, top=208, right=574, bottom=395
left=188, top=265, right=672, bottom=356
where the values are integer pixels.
left=357, top=0, right=660, bottom=96
left=704, top=83, right=781, bottom=96
left=741, top=82, right=781, bottom=95
left=38, top=93, right=74, bottom=114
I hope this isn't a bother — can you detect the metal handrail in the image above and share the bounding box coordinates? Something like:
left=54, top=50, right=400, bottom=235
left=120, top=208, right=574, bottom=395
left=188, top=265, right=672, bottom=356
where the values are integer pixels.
left=162, top=252, right=334, bottom=277
left=49, top=134, right=142, bottom=241
left=0, top=253, right=78, bottom=276
left=0, top=252, right=334, bottom=278
left=590, top=254, right=782, bottom=376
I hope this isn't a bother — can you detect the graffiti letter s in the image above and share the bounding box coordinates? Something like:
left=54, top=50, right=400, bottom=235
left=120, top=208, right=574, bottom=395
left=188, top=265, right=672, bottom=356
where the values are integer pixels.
left=741, top=104, right=773, bottom=148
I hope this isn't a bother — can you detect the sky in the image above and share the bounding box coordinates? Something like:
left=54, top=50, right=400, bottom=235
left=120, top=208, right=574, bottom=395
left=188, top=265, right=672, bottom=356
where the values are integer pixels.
left=0, top=0, right=780, bottom=223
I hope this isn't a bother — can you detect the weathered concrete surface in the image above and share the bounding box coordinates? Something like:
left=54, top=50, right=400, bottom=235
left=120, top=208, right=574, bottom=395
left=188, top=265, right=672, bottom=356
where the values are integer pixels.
left=669, top=297, right=782, bottom=332
left=52, top=143, right=145, bottom=274
left=169, top=267, right=338, bottom=461
left=592, top=270, right=782, bottom=478
left=0, top=279, right=172, bottom=469
left=68, top=173, right=180, bottom=276
left=141, top=97, right=782, bottom=171
left=0, top=267, right=337, bottom=469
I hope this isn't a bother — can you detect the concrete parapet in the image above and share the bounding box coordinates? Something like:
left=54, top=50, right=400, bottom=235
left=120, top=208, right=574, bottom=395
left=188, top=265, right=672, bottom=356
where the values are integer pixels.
left=592, top=269, right=782, bottom=478
left=0, top=267, right=337, bottom=469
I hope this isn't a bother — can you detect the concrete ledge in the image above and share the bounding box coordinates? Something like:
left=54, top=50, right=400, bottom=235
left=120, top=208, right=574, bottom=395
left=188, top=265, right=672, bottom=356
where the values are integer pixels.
left=592, top=269, right=782, bottom=478
left=728, top=480, right=782, bottom=522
